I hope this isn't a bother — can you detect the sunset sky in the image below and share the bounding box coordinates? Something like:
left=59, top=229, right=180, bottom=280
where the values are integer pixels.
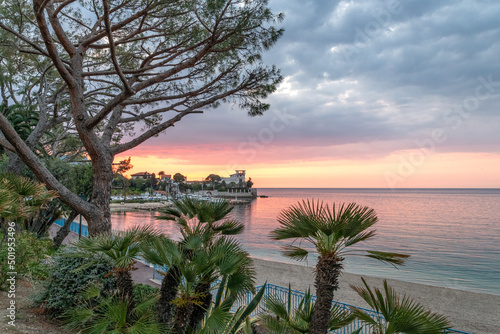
left=116, top=0, right=500, bottom=188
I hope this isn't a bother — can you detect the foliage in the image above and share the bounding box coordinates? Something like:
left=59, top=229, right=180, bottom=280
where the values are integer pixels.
left=0, top=173, right=58, bottom=223
left=270, top=200, right=409, bottom=334
left=258, top=285, right=355, bottom=334
left=62, top=283, right=163, bottom=334
left=158, top=197, right=244, bottom=237
left=350, top=278, right=451, bottom=334
left=0, top=231, right=53, bottom=290
left=271, top=200, right=409, bottom=264
left=73, top=225, right=160, bottom=314
left=145, top=198, right=252, bottom=332
left=197, top=282, right=268, bottom=334
left=206, top=174, right=221, bottom=182
left=35, top=247, right=116, bottom=315
left=134, top=283, right=160, bottom=305
left=0, top=103, right=38, bottom=143
left=246, top=178, right=254, bottom=189
left=174, top=173, right=187, bottom=183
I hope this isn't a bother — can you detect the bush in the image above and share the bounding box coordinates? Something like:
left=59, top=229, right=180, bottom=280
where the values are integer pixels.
left=0, top=231, right=53, bottom=290
left=134, top=283, right=159, bottom=304
left=62, top=285, right=161, bottom=334
left=36, top=247, right=116, bottom=316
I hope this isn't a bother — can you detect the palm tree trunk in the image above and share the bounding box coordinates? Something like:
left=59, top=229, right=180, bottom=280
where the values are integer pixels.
left=158, top=265, right=181, bottom=325
left=188, top=281, right=212, bottom=330
left=310, top=255, right=343, bottom=334
left=171, top=300, right=193, bottom=334
left=116, top=269, right=136, bottom=318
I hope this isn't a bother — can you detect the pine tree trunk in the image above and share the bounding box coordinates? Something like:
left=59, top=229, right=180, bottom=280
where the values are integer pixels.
left=87, top=158, right=113, bottom=235
left=188, top=281, right=212, bottom=330
left=53, top=210, right=78, bottom=249
left=310, top=255, right=343, bottom=334
left=158, top=266, right=181, bottom=325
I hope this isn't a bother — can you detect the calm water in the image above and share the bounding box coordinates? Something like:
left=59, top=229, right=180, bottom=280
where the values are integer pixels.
left=111, top=188, right=500, bottom=295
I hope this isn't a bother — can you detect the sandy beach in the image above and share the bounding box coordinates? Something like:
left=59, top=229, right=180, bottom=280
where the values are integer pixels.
left=252, top=258, right=500, bottom=334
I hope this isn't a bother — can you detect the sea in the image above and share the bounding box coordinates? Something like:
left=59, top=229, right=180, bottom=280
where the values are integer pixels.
left=111, top=188, right=500, bottom=296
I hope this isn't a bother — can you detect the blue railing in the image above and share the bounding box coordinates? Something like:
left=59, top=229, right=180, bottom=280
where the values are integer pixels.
left=152, top=264, right=470, bottom=334
left=54, top=218, right=89, bottom=237
left=230, top=283, right=380, bottom=334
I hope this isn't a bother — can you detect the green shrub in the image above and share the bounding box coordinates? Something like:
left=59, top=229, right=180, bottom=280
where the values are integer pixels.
left=36, top=247, right=116, bottom=316
left=134, top=283, right=159, bottom=304
left=62, top=284, right=161, bottom=334
left=0, top=230, right=53, bottom=290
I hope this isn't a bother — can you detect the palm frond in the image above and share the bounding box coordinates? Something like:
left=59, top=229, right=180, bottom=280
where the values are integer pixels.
left=365, top=251, right=410, bottom=266
left=351, top=278, right=451, bottom=334
left=282, top=245, right=309, bottom=261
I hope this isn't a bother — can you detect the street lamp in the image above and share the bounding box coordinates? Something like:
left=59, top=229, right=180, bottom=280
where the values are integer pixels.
left=79, top=193, right=86, bottom=239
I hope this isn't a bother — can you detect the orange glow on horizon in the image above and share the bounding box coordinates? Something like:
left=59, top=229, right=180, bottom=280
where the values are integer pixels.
left=114, top=150, right=500, bottom=188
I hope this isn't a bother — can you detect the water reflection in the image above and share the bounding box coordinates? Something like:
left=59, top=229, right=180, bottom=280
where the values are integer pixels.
left=110, top=188, right=500, bottom=295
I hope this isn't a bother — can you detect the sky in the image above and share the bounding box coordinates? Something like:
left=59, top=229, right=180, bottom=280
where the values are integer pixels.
left=116, top=0, right=500, bottom=188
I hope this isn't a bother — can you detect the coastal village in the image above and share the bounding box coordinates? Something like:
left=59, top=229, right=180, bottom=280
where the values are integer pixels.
left=111, top=169, right=257, bottom=204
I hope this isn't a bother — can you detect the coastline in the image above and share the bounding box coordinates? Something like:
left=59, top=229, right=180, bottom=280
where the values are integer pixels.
left=110, top=200, right=251, bottom=212
left=251, top=257, right=500, bottom=334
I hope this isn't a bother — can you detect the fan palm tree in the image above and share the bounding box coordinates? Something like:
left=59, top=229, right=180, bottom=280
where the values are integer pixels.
left=188, top=236, right=256, bottom=330
left=150, top=198, right=246, bottom=325
left=63, top=282, right=164, bottom=334
left=145, top=234, right=255, bottom=334
left=141, top=235, right=184, bottom=325
left=0, top=173, right=57, bottom=233
left=270, top=200, right=409, bottom=334
left=74, top=225, right=159, bottom=317
left=350, top=278, right=451, bottom=334
left=259, top=285, right=356, bottom=334
left=196, top=281, right=267, bottom=334
left=158, top=197, right=244, bottom=238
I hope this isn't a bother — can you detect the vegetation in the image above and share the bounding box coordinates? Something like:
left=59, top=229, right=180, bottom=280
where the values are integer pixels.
left=0, top=173, right=57, bottom=229
left=350, top=278, right=451, bottom=334
left=174, top=173, right=187, bottom=183
left=0, top=231, right=53, bottom=290
left=62, top=283, right=162, bottom=334
left=259, top=285, right=355, bottom=334
left=270, top=200, right=409, bottom=334
left=73, top=226, right=159, bottom=318
left=143, top=198, right=249, bottom=332
left=0, top=0, right=283, bottom=235
left=35, top=247, right=116, bottom=315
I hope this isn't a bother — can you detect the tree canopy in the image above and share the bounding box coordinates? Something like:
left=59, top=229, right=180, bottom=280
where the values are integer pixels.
left=205, top=174, right=221, bottom=182
left=0, top=0, right=283, bottom=234
left=173, top=173, right=186, bottom=183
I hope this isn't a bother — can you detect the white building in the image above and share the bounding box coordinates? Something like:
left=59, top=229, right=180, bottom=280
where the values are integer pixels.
left=220, top=170, right=246, bottom=186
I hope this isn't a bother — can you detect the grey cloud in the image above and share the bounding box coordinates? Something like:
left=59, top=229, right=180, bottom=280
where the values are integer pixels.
left=140, top=0, right=500, bottom=161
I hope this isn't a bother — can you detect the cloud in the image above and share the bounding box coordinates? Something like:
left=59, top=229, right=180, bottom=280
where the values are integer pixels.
left=124, top=0, right=500, bottom=165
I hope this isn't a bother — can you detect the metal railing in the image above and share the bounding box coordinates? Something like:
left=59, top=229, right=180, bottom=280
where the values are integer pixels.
left=54, top=218, right=89, bottom=237
left=152, top=265, right=470, bottom=334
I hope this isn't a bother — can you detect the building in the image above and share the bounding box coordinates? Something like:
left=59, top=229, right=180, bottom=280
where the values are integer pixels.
left=159, top=174, right=171, bottom=181
left=130, top=172, right=155, bottom=180
left=220, top=170, right=246, bottom=186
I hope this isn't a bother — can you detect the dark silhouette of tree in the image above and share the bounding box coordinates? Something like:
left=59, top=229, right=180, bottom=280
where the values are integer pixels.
left=246, top=178, right=254, bottom=189
left=173, top=173, right=186, bottom=183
